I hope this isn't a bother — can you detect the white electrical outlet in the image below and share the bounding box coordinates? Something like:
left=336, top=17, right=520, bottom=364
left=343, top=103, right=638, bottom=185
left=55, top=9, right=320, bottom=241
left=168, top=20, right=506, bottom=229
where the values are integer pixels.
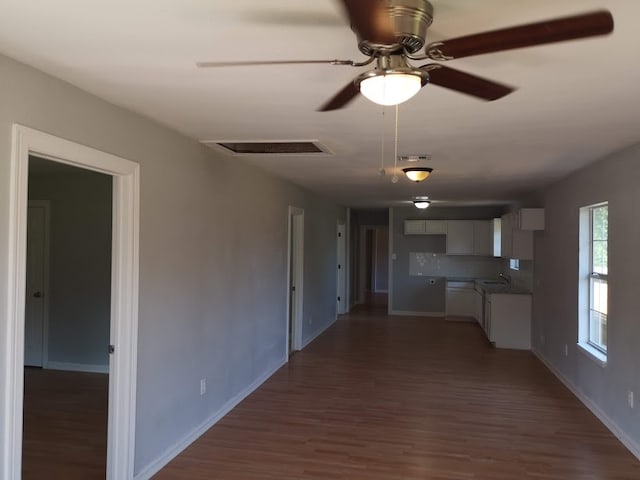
left=200, top=378, right=206, bottom=396
left=564, top=344, right=568, bottom=356
left=628, top=391, right=634, bottom=409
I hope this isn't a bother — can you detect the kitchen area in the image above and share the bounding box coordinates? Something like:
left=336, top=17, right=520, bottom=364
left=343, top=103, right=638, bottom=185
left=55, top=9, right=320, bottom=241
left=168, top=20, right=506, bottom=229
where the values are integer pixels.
left=389, top=206, right=544, bottom=350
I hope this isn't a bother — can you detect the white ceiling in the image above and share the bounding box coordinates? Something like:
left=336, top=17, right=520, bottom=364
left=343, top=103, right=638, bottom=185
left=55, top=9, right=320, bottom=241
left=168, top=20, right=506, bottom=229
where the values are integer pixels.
left=1, top=0, right=639, bottom=208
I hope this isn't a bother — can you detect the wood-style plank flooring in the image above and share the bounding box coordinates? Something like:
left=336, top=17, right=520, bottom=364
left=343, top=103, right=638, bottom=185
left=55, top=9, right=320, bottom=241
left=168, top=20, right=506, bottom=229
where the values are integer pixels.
left=156, top=311, right=640, bottom=479
left=22, top=368, right=108, bottom=480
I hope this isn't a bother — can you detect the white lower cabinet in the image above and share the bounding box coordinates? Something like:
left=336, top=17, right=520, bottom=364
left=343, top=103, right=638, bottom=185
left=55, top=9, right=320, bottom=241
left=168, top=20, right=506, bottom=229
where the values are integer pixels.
left=484, top=293, right=531, bottom=349
left=445, top=281, right=475, bottom=317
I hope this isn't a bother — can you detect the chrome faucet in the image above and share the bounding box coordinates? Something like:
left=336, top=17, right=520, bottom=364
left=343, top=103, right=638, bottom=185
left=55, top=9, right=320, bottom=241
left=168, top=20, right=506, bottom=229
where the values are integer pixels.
left=498, top=272, right=511, bottom=284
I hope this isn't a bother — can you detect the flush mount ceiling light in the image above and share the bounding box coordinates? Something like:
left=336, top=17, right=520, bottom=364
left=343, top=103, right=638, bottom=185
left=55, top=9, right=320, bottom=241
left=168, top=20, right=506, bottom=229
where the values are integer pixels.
left=356, top=55, right=429, bottom=106
left=403, top=167, right=433, bottom=182
left=413, top=200, right=431, bottom=209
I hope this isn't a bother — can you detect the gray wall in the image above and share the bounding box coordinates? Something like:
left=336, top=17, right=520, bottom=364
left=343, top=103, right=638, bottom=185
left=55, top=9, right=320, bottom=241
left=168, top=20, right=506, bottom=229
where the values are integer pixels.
left=391, top=206, right=505, bottom=313
left=532, top=142, right=640, bottom=450
left=0, top=54, right=344, bottom=474
left=28, top=166, right=112, bottom=368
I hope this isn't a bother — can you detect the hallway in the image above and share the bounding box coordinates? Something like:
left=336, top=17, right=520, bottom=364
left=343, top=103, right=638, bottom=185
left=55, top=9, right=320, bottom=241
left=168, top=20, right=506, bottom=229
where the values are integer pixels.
left=156, top=312, right=640, bottom=479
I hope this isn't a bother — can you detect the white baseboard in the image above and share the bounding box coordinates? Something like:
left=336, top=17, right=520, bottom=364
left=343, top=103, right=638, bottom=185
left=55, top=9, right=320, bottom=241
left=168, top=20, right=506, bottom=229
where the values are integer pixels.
left=533, top=349, right=640, bottom=462
left=390, top=310, right=445, bottom=317
left=46, top=361, right=108, bottom=374
left=134, top=358, right=286, bottom=480
left=301, top=317, right=336, bottom=349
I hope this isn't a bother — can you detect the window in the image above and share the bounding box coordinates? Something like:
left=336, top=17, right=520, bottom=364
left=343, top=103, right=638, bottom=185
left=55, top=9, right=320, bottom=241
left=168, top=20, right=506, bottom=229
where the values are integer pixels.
left=588, top=204, right=608, bottom=352
left=578, top=202, right=608, bottom=364
left=509, top=258, right=520, bottom=271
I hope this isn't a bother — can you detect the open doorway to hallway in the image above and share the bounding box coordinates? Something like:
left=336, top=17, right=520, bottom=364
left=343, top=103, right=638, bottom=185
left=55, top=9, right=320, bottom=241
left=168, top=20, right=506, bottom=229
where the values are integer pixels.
left=349, top=208, right=390, bottom=313
left=22, top=156, right=112, bottom=479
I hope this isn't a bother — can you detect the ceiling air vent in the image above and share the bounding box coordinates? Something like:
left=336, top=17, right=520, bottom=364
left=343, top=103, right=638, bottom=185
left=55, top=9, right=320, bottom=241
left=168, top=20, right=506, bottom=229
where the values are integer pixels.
left=399, top=154, right=432, bottom=162
left=202, top=140, right=331, bottom=156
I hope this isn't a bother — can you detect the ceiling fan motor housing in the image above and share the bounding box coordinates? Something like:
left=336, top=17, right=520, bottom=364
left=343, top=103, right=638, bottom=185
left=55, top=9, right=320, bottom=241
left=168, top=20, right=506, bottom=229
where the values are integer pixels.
left=357, top=0, right=434, bottom=55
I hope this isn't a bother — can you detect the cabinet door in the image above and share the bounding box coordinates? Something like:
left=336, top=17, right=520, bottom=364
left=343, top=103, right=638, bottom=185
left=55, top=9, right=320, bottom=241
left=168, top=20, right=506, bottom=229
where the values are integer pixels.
left=404, top=220, right=426, bottom=235
left=446, top=221, right=474, bottom=255
left=424, top=220, right=447, bottom=234
left=473, top=220, right=492, bottom=256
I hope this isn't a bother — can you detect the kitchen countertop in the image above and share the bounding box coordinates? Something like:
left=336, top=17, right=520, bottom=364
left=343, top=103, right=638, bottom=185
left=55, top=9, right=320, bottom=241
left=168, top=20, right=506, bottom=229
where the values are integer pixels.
left=444, top=277, right=531, bottom=295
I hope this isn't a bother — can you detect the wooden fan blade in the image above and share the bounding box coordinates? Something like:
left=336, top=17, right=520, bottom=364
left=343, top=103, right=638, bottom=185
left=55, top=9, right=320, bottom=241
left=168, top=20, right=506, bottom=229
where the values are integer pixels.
left=339, top=0, right=396, bottom=44
left=424, top=65, right=515, bottom=101
left=428, top=10, right=613, bottom=60
left=196, top=60, right=348, bottom=68
left=318, top=81, right=360, bottom=111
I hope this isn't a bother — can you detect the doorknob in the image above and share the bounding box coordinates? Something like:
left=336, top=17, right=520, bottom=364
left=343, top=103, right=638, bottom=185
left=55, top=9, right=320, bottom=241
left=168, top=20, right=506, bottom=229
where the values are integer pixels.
left=33, top=291, right=43, bottom=298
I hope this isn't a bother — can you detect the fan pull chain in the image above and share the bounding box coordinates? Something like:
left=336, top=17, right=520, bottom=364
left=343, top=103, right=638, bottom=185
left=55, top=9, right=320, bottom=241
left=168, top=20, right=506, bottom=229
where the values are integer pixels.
left=392, top=104, right=399, bottom=183
left=379, top=108, right=386, bottom=176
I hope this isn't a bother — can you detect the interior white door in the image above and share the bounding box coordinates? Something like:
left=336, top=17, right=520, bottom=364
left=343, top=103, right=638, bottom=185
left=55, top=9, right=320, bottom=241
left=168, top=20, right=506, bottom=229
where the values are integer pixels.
left=287, top=207, right=304, bottom=353
left=336, top=224, right=346, bottom=314
left=24, top=203, right=48, bottom=367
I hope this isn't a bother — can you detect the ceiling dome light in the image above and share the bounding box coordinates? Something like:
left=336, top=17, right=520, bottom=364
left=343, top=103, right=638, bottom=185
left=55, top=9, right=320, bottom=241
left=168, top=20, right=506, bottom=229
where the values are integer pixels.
left=403, top=167, right=433, bottom=182
left=413, top=200, right=431, bottom=209
left=360, top=72, right=423, bottom=106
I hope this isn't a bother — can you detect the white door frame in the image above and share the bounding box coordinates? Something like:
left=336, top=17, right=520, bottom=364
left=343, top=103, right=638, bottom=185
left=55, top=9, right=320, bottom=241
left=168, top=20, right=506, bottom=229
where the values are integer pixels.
left=336, top=222, right=346, bottom=315
left=2, top=125, right=140, bottom=480
left=285, top=206, right=304, bottom=356
left=24, top=200, right=51, bottom=368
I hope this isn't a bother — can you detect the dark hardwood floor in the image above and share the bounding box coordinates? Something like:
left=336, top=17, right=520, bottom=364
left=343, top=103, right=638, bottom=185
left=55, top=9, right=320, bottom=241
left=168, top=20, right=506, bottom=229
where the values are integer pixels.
left=22, top=368, right=108, bottom=480
left=155, top=312, right=640, bottom=479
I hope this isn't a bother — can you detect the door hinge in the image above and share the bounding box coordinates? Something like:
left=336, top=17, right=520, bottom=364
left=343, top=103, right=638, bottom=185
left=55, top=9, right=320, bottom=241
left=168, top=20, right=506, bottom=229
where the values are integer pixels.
left=338, top=264, right=341, bottom=270
left=337, top=296, right=341, bottom=301
left=108, top=345, right=115, bottom=354
left=291, top=286, right=296, bottom=292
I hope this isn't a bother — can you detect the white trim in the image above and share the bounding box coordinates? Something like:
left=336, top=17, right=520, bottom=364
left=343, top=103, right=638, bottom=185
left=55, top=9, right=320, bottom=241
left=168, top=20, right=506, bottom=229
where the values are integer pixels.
left=533, top=349, right=640, bottom=462
left=285, top=206, right=304, bottom=356
left=134, top=358, right=286, bottom=480
left=390, top=310, right=445, bottom=317
left=576, top=342, right=608, bottom=367
left=2, top=125, right=140, bottom=480
left=46, top=361, right=109, bottom=374
left=336, top=222, right=346, bottom=315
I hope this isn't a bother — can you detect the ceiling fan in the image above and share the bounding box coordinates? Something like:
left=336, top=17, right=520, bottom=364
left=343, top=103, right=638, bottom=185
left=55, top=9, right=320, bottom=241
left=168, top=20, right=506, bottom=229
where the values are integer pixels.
left=196, top=0, right=614, bottom=111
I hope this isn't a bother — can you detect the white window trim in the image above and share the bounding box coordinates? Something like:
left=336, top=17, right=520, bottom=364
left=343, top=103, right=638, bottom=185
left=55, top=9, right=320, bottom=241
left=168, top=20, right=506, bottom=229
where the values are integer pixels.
left=577, top=202, right=608, bottom=366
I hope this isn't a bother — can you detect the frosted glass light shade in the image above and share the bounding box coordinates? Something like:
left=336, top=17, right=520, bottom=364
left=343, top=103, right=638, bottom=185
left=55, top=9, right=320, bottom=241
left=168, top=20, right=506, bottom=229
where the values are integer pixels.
left=403, top=167, right=433, bottom=182
left=413, top=200, right=431, bottom=209
left=360, top=73, right=422, bottom=106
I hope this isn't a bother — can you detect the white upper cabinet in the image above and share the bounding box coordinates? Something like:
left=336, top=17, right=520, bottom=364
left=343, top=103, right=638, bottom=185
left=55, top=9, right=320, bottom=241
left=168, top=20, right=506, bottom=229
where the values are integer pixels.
left=517, top=208, right=545, bottom=230
left=424, top=220, right=447, bottom=234
left=473, top=220, right=492, bottom=256
left=404, top=219, right=426, bottom=235
left=446, top=221, right=474, bottom=255
left=500, top=208, right=544, bottom=260
left=404, top=219, right=447, bottom=235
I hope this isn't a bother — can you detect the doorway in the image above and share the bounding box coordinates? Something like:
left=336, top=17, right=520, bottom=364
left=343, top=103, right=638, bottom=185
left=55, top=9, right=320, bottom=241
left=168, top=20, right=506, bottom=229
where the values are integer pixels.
left=286, top=206, right=304, bottom=356
left=358, top=225, right=389, bottom=310
left=2, top=125, right=140, bottom=480
left=22, top=158, right=113, bottom=478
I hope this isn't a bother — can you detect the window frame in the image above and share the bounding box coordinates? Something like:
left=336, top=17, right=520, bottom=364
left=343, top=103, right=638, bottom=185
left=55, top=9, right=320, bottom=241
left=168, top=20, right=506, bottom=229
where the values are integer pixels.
left=578, top=202, right=608, bottom=366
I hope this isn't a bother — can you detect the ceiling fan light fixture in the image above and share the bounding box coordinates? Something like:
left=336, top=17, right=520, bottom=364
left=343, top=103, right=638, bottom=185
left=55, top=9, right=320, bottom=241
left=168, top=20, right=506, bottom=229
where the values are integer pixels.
left=413, top=200, right=431, bottom=209
left=403, top=167, right=433, bottom=182
left=359, top=72, right=423, bottom=106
